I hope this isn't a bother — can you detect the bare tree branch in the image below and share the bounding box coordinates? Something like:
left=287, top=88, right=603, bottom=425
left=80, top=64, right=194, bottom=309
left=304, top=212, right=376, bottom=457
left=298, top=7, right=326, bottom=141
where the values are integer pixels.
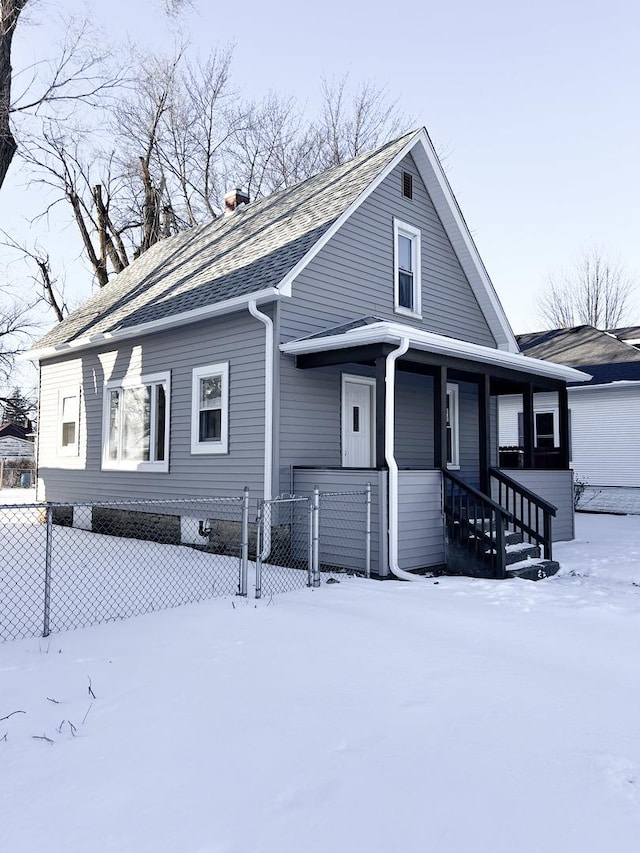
left=537, top=247, right=638, bottom=330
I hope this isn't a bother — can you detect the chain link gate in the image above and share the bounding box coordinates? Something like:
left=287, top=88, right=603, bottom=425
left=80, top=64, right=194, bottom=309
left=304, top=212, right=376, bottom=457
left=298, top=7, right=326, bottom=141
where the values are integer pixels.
left=255, top=496, right=312, bottom=598
left=254, top=485, right=371, bottom=598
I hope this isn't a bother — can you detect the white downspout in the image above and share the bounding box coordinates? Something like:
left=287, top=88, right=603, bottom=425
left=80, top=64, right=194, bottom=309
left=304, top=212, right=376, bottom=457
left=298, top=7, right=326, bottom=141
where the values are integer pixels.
left=385, top=336, right=420, bottom=582
left=248, top=300, right=273, bottom=557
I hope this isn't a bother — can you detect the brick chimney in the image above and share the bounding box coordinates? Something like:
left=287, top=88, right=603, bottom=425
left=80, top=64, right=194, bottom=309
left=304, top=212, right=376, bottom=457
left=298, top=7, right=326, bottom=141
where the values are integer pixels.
left=224, top=188, right=250, bottom=215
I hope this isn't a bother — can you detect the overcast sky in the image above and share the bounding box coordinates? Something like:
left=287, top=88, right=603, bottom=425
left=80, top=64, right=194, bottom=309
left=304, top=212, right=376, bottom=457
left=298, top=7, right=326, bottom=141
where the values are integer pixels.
left=3, top=0, right=639, bottom=340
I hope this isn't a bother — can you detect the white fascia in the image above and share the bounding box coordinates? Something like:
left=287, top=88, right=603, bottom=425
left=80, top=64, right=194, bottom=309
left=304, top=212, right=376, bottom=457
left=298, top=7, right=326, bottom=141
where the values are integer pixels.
left=23, top=287, right=281, bottom=362
left=569, top=380, right=640, bottom=392
left=281, top=321, right=592, bottom=384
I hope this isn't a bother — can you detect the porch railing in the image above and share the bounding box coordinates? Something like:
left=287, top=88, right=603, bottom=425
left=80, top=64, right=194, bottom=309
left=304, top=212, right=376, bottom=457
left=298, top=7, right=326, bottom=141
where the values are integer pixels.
left=443, top=470, right=512, bottom=579
left=489, top=467, right=556, bottom=560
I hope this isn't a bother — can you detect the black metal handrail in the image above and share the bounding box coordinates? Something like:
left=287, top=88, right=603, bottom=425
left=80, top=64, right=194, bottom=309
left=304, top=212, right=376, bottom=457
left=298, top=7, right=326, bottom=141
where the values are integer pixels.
left=443, top=470, right=512, bottom=579
left=489, top=467, right=556, bottom=560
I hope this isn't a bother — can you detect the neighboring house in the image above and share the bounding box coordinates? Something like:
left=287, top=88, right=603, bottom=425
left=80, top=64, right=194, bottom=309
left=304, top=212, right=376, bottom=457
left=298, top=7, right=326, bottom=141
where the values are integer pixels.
left=499, top=325, right=640, bottom=514
left=27, top=128, right=588, bottom=579
left=0, top=422, right=35, bottom=460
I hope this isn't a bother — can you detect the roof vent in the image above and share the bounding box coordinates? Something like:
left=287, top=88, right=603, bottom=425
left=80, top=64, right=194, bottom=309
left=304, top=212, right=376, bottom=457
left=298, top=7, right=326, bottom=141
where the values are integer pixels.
left=224, top=188, right=250, bottom=215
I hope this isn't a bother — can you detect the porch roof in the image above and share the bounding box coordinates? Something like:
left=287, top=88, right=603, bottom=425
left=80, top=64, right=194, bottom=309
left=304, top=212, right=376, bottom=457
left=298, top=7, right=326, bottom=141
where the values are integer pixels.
left=281, top=321, right=592, bottom=384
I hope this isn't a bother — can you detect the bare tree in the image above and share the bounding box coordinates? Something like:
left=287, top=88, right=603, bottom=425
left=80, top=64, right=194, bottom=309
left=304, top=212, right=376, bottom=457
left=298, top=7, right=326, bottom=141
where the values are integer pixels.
left=0, top=230, right=67, bottom=320
left=0, top=0, right=27, bottom=188
left=537, top=247, right=638, bottom=330
left=0, top=291, right=33, bottom=382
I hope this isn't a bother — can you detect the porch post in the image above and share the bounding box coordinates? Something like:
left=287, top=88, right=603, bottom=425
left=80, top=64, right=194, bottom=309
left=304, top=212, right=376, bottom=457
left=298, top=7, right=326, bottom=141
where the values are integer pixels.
left=434, top=366, right=448, bottom=469
left=558, top=385, right=570, bottom=469
left=478, top=374, right=491, bottom=493
left=375, top=356, right=387, bottom=469
left=522, top=383, right=535, bottom=469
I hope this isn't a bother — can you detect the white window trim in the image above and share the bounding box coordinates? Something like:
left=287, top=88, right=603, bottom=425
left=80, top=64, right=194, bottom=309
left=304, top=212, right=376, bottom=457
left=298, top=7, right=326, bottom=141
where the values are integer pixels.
left=58, top=386, right=80, bottom=457
left=446, top=382, right=460, bottom=469
left=101, top=371, right=170, bottom=472
left=534, top=409, right=559, bottom=448
left=393, top=218, right=422, bottom=319
left=191, top=362, right=229, bottom=455
left=340, top=373, right=376, bottom=468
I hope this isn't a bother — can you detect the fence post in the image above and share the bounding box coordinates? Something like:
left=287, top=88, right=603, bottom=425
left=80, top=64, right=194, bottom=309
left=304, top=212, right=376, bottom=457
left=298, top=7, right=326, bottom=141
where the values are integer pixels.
left=238, top=487, right=250, bottom=596
left=365, top=482, right=372, bottom=579
left=255, top=501, right=263, bottom=599
left=312, top=487, right=320, bottom=587
left=43, top=503, right=53, bottom=637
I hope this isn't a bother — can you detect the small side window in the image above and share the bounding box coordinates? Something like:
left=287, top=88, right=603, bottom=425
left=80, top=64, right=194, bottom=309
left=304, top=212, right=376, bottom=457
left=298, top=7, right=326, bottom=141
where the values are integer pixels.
left=58, top=388, right=80, bottom=456
left=191, top=362, right=229, bottom=454
left=446, top=383, right=459, bottom=468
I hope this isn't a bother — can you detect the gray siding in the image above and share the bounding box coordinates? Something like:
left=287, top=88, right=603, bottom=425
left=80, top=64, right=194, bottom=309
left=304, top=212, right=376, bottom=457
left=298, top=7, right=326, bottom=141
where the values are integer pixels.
left=38, top=312, right=269, bottom=502
left=398, top=470, right=445, bottom=569
left=496, top=469, right=574, bottom=542
left=279, top=152, right=496, bottom=347
left=279, top=361, right=482, bottom=493
left=292, top=469, right=386, bottom=576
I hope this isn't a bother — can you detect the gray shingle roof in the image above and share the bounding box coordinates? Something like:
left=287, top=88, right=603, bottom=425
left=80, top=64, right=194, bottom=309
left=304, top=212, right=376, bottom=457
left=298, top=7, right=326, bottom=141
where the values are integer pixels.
left=36, top=132, right=417, bottom=350
left=517, top=326, right=640, bottom=385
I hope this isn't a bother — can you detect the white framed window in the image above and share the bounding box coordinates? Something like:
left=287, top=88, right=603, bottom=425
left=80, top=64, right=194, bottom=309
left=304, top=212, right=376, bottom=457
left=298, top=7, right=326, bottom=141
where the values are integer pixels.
left=393, top=218, right=422, bottom=318
left=58, top=387, right=80, bottom=456
left=446, top=383, right=459, bottom=468
left=102, top=372, right=170, bottom=472
left=191, top=362, right=229, bottom=454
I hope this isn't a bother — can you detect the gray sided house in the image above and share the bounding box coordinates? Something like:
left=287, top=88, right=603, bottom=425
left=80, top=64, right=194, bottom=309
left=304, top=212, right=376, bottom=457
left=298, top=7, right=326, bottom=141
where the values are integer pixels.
left=499, top=326, right=640, bottom=514
left=30, top=129, right=589, bottom=580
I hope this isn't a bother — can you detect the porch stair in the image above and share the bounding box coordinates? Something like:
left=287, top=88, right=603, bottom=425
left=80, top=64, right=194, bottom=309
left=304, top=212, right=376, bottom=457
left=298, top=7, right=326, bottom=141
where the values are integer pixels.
left=443, top=470, right=559, bottom=581
left=471, top=519, right=560, bottom=579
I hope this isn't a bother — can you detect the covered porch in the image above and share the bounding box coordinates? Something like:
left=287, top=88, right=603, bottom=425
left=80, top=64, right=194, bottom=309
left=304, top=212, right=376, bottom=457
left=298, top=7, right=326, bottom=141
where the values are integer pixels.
left=282, top=320, right=590, bottom=579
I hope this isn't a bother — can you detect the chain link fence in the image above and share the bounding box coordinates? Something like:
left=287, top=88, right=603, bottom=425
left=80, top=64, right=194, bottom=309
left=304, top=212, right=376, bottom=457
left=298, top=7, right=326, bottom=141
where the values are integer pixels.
left=1, top=486, right=372, bottom=641
left=0, top=495, right=247, bottom=641
left=255, top=487, right=371, bottom=598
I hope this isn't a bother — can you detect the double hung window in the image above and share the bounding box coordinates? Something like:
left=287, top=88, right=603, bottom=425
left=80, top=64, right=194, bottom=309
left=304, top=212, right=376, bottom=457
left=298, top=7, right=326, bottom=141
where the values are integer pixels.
left=191, top=362, right=229, bottom=454
left=393, top=218, right=421, bottom=317
left=102, top=373, right=169, bottom=471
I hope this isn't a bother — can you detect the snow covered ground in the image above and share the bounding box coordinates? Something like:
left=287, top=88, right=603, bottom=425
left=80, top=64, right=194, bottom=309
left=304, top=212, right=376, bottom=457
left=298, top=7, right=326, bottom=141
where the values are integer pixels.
left=1, top=512, right=639, bottom=852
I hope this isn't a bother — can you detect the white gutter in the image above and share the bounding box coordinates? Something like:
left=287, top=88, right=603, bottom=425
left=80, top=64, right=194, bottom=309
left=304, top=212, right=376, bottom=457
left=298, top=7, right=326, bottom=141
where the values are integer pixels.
left=384, top=336, right=420, bottom=582
left=248, top=300, right=274, bottom=559
left=23, top=287, right=281, bottom=362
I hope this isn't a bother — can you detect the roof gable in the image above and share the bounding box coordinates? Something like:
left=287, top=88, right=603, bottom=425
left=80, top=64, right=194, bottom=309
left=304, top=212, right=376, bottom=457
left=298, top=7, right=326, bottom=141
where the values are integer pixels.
left=31, top=128, right=518, bottom=357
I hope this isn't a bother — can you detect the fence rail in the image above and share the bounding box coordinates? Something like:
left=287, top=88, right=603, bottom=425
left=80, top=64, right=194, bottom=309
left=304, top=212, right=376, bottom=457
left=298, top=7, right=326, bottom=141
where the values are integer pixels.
left=1, top=485, right=372, bottom=641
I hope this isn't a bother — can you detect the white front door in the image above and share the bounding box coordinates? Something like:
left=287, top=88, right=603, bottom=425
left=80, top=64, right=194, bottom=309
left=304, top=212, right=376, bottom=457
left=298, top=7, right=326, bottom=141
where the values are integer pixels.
left=341, top=376, right=375, bottom=467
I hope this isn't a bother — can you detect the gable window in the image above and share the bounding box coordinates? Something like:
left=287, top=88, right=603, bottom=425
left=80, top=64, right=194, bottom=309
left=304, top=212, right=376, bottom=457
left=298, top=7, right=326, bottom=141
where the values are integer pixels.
left=446, top=383, right=460, bottom=468
left=402, top=171, right=413, bottom=199
left=58, top=388, right=80, bottom=456
left=393, top=218, right=421, bottom=318
left=191, top=362, right=229, bottom=454
left=102, top=372, right=170, bottom=471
